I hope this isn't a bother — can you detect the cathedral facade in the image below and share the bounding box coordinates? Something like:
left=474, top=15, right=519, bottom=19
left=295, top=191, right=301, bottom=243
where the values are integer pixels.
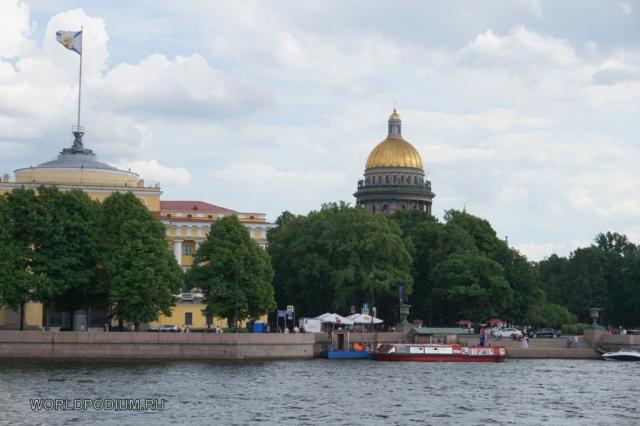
left=354, top=110, right=434, bottom=214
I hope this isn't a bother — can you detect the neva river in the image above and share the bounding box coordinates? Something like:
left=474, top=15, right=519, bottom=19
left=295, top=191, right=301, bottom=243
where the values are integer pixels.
left=0, top=359, right=638, bottom=425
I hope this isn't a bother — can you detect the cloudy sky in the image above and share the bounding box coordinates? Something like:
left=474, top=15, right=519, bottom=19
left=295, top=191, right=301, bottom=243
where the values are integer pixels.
left=1, top=0, right=639, bottom=260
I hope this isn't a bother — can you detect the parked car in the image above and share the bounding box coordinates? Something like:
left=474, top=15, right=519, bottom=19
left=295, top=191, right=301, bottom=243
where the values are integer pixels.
left=155, top=324, right=181, bottom=332
left=529, top=328, right=561, bottom=338
left=499, top=328, right=523, bottom=338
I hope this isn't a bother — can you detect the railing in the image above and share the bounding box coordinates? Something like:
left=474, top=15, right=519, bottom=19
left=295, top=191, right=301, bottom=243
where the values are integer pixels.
left=356, top=181, right=432, bottom=192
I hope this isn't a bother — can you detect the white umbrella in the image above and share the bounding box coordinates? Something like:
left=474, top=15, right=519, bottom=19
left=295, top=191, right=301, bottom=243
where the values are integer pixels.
left=349, top=313, right=383, bottom=324
left=317, top=313, right=354, bottom=325
left=315, top=312, right=332, bottom=321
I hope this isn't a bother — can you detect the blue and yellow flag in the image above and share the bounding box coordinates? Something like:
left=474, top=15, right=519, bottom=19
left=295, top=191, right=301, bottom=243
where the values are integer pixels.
left=56, top=30, right=82, bottom=55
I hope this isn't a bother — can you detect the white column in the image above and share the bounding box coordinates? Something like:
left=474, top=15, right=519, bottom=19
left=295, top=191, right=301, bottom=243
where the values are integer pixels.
left=173, top=240, right=183, bottom=266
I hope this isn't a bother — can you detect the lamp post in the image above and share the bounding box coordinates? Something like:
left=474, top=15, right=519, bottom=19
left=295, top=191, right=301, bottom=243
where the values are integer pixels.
left=369, top=271, right=375, bottom=334
left=589, top=307, right=601, bottom=326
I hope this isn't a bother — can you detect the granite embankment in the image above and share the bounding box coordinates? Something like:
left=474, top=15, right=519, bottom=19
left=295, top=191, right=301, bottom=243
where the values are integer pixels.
left=0, top=331, right=330, bottom=360
left=459, top=335, right=600, bottom=359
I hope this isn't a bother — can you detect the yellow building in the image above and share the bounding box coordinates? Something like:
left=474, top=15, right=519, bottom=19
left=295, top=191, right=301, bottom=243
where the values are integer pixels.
left=0, top=131, right=273, bottom=330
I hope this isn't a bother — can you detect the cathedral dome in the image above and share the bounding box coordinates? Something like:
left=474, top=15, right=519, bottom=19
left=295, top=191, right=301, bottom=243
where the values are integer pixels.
left=365, top=137, right=423, bottom=170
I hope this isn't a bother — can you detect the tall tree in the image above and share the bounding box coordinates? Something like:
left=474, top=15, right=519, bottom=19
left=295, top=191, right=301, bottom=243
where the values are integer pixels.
left=269, top=203, right=412, bottom=322
left=0, top=192, right=40, bottom=329
left=186, top=215, right=275, bottom=328
left=100, top=192, right=182, bottom=329
left=31, top=187, right=101, bottom=329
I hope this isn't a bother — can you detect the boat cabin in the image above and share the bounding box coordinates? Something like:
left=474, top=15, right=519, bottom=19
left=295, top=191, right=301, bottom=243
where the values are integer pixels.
left=409, top=327, right=468, bottom=344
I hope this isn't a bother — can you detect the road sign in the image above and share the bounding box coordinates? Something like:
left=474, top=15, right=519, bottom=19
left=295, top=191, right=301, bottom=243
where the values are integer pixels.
left=286, top=305, right=295, bottom=313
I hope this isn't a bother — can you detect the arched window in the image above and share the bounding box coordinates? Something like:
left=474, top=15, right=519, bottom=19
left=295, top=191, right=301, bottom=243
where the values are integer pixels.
left=372, top=205, right=377, bottom=213
left=382, top=204, right=389, bottom=212
left=400, top=175, right=404, bottom=183
left=393, top=175, right=397, bottom=183
left=385, top=175, right=390, bottom=184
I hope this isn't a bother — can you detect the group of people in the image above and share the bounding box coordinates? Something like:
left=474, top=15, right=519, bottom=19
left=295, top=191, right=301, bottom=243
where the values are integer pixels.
left=607, top=325, right=628, bottom=335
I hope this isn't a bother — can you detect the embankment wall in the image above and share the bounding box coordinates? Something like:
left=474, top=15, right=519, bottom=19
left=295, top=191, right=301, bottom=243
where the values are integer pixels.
left=0, top=331, right=330, bottom=360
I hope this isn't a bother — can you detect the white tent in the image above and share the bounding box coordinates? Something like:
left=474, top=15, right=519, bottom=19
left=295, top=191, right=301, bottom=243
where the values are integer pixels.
left=349, top=313, right=383, bottom=324
left=315, top=313, right=354, bottom=325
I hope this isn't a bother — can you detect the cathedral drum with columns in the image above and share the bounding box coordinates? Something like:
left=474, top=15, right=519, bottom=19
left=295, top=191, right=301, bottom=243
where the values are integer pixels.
left=354, top=110, right=435, bottom=214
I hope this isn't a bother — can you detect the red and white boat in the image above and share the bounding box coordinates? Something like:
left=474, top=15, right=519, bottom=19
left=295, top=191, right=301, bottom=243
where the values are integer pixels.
left=372, top=343, right=507, bottom=362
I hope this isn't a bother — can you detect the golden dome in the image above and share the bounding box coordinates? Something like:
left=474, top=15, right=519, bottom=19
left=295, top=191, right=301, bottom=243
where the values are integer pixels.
left=389, top=110, right=401, bottom=121
left=365, top=137, right=424, bottom=170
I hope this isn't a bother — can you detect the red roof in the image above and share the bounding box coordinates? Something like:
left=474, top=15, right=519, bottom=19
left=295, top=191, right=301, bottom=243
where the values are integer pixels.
left=160, top=200, right=237, bottom=213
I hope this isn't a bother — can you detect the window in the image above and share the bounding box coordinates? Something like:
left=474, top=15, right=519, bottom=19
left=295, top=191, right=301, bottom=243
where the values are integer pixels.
left=183, top=244, right=192, bottom=255
left=166, top=214, right=172, bottom=218
left=393, top=175, right=397, bottom=183
left=185, top=312, right=193, bottom=326
left=385, top=175, right=390, bottom=184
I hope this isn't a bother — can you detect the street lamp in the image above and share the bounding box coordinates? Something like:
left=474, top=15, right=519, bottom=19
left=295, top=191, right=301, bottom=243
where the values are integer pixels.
left=369, top=271, right=375, bottom=333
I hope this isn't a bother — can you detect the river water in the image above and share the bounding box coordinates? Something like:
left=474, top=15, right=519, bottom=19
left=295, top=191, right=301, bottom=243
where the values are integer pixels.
left=0, top=358, right=638, bottom=425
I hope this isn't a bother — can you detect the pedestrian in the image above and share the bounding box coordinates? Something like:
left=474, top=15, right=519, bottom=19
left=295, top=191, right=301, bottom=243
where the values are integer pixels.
left=521, top=336, right=529, bottom=348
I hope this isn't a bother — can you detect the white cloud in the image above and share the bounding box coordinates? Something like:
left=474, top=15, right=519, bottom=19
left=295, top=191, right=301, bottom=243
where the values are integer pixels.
left=0, top=0, right=32, bottom=59
left=620, top=2, right=633, bottom=15
left=515, top=239, right=590, bottom=261
left=113, top=159, right=190, bottom=188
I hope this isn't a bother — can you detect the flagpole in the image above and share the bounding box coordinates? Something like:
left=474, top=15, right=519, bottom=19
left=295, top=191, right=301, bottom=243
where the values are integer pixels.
left=77, top=26, right=83, bottom=130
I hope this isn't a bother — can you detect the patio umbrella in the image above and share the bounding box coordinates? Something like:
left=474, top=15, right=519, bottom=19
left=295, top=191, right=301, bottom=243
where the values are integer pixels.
left=487, top=318, right=503, bottom=326
left=349, top=313, right=383, bottom=324
left=315, top=313, right=333, bottom=321
left=317, top=313, right=354, bottom=325
left=457, top=320, right=473, bottom=326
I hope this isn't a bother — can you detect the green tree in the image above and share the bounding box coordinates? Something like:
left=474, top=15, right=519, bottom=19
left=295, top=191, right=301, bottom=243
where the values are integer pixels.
left=31, top=187, right=101, bottom=329
left=431, top=250, right=513, bottom=325
left=100, top=192, right=182, bottom=329
left=187, top=215, right=275, bottom=328
left=0, top=192, right=41, bottom=329
left=269, top=203, right=412, bottom=323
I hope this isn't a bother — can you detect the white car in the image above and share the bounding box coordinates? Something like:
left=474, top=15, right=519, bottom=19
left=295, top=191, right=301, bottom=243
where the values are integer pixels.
left=499, top=328, right=523, bottom=338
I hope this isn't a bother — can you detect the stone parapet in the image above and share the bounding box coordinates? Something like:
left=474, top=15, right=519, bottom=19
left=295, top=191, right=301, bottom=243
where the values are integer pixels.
left=0, top=331, right=330, bottom=360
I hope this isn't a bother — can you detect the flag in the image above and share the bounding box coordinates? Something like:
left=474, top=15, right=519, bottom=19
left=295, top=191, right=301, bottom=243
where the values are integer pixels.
left=56, top=30, right=82, bottom=55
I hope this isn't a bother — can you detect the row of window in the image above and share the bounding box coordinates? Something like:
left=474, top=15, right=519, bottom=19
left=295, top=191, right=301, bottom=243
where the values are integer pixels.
left=366, top=175, right=423, bottom=185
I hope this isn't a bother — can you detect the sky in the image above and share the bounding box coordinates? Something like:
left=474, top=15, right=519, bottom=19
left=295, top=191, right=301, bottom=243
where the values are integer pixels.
left=1, top=0, right=639, bottom=260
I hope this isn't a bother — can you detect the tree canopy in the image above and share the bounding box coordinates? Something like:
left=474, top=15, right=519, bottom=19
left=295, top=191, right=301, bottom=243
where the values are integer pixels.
left=0, top=188, right=182, bottom=329
left=99, top=192, right=182, bottom=326
left=186, top=215, right=276, bottom=327
left=268, top=203, right=413, bottom=322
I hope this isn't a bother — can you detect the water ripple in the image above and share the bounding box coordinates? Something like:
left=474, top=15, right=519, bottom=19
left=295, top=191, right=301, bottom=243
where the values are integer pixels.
left=0, top=359, right=639, bottom=425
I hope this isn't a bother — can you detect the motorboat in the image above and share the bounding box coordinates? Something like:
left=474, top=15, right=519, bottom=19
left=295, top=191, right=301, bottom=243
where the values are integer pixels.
left=325, top=350, right=371, bottom=360
left=372, top=343, right=507, bottom=362
left=601, top=348, right=640, bottom=361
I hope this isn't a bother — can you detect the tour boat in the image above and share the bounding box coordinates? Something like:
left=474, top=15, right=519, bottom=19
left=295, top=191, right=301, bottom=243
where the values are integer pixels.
left=372, top=343, right=507, bottom=362
left=601, top=348, right=640, bottom=361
